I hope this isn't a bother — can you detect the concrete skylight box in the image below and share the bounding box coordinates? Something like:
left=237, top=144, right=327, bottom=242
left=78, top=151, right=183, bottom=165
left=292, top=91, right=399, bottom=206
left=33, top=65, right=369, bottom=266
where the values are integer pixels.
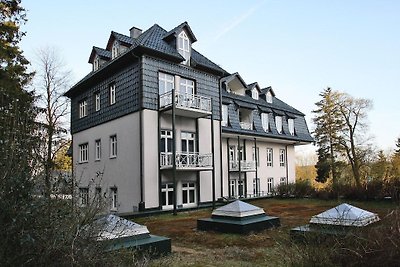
left=291, top=203, right=380, bottom=239
left=95, top=214, right=171, bottom=255
left=197, top=200, right=280, bottom=234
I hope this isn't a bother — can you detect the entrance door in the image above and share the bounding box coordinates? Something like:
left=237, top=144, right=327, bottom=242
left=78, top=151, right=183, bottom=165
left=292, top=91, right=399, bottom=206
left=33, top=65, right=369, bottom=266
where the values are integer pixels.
left=161, top=183, right=174, bottom=209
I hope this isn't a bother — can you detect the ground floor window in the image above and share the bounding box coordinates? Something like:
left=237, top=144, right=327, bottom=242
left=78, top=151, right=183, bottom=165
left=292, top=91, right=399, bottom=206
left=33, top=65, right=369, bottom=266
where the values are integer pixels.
left=162, top=183, right=174, bottom=208
left=238, top=180, right=244, bottom=197
left=230, top=179, right=244, bottom=198
left=182, top=182, right=196, bottom=205
left=253, top=178, right=260, bottom=196
left=280, top=177, right=287, bottom=185
left=110, top=187, right=118, bottom=210
left=79, top=187, right=89, bottom=206
left=267, top=177, right=274, bottom=193
left=230, top=179, right=236, bottom=197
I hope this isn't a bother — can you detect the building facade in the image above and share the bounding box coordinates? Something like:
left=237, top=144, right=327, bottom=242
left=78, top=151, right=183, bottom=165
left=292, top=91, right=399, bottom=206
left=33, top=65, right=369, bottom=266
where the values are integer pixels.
left=65, top=22, right=313, bottom=215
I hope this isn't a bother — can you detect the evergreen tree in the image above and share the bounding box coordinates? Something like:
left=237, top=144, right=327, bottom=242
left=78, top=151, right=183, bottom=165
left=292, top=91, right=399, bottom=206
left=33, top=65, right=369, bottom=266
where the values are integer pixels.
left=395, top=137, right=400, bottom=156
left=312, top=87, right=343, bottom=186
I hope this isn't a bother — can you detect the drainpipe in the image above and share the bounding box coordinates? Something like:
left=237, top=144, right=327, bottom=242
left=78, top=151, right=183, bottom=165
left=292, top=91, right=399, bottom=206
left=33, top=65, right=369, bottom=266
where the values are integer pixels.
left=254, top=138, right=258, bottom=196
left=218, top=78, right=224, bottom=198
left=285, top=144, right=289, bottom=184
left=172, top=89, right=177, bottom=215
left=227, top=138, right=231, bottom=198
left=138, top=56, right=145, bottom=211
left=237, top=136, right=241, bottom=198
left=211, top=100, right=216, bottom=209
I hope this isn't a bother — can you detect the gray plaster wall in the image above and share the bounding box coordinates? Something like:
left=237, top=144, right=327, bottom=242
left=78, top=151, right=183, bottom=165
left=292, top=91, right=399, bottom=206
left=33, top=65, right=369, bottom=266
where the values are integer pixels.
left=73, top=112, right=141, bottom=214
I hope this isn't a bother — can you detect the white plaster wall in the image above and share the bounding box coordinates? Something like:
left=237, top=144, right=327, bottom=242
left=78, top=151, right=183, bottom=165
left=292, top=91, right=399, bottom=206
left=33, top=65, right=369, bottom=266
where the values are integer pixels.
left=73, top=113, right=141, bottom=214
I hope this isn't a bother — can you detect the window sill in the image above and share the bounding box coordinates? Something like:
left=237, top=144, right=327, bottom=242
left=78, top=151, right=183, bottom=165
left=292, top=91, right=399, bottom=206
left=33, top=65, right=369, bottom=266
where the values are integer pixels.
left=109, top=156, right=117, bottom=159
left=95, top=159, right=101, bottom=162
left=78, top=161, right=88, bottom=164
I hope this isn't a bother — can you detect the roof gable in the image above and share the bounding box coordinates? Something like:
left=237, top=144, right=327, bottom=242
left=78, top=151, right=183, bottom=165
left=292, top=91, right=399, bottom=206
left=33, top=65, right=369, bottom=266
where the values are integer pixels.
left=247, top=82, right=261, bottom=92
left=106, top=31, right=134, bottom=51
left=260, top=86, right=276, bottom=97
left=163, top=21, right=197, bottom=43
left=88, top=46, right=111, bottom=63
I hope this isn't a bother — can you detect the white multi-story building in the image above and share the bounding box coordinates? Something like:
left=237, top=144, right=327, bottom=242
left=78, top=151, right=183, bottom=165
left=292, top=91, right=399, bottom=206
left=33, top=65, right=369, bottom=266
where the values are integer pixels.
left=65, top=22, right=313, bottom=215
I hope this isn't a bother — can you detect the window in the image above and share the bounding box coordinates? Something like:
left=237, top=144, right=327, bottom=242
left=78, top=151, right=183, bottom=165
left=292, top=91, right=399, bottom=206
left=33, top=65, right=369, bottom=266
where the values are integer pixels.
left=79, top=188, right=89, bottom=206
left=229, top=145, right=236, bottom=162
left=280, top=177, right=287, bottom=185
left=161, top=183, right=174, bottom=209
left=94, top=92, right=100, bottom=111
left=160, top=130, right=173, bottom=166
left=266, top=91, right=273, bottom=103
left=179, top=78, right=194, bottom=96
left=159, top=73, right=174, bottom=95
left=181, top=132, right=196, bottom=153
left=279, top=149, right=285, bottom=167
left=93, top=55, right=100, bottom=71
left=95, top=187, right=102, bottom=203
left=79, top=143, right=88, bottom=163
left=222, top=104, right=228, bottom=126
left=252, top=89, right=259, bottom=100
left=266, top=148, right=273, bottom=167
left=275, top=116, right=282, bottom=134
left=109, top=83, right=116, bottom=105
left=79, top=100, right=87, bottom=118
left=253, top=178, right=260, bottom=195
left=267, top=178, right=274, bottom=193
left=95, top=139, right=101, bottom=161
left=111, top=41, right=119, bottom=59
left=288, top=118, right=295, bottom=135
left=110, top=187, right=118, bottom=210
left=252, top=147, right=260, bottom=167
left=230, top=180, right=236, bottom=197
left=182, top=182, right=196, bottom=205
left=110, top=135, right=117, bottom=158
left=177, top=31, right=190, bottom=64
left=261, top=113, right=269, bottom=132
left=238, top=180, right=244, bottom=197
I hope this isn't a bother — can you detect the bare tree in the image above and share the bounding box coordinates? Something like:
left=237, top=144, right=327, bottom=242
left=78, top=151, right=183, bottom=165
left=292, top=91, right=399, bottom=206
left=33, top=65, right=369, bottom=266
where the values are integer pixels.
left=34, top=46, right=71, bottom=198
left=337, top=93, right=372, bottom=187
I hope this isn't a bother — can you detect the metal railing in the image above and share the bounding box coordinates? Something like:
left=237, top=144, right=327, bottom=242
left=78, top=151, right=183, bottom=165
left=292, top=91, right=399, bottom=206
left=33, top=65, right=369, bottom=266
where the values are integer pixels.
left=229, top=160, right=256, bottom=171
left=240, top=122, right=252, bottom=130
left=160, top=152, right=213, bottom=169
left=159, top=91, right=212, bottom=113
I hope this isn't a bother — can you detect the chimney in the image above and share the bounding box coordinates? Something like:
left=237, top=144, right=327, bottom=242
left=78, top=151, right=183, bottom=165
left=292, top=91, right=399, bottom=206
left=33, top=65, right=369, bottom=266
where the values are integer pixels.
left=129, top=26, right=142, bottom=39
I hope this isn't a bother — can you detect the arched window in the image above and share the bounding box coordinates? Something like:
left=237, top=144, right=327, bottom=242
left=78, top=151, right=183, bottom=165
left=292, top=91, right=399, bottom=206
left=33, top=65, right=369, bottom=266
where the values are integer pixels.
left=266, top=91, right=273, bottom=103
left=112, top=41, right=120, bottom=59
left=93, top=55, right=100, bottom=71
left=252, top=89, right=259, bottom=100
left=177, top=31, right=190, bottom=64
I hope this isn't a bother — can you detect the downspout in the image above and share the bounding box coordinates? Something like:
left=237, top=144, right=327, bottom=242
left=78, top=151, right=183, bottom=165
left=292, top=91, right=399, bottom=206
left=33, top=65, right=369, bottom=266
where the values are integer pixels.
left=196, top=119, right=200, bottom=205
left=158, top=89, right=162, bottom=210
left=237, top=136, right=241, bottom=198
left=211, top=100, right=216, bottom=209
left=139, top=55, right=144, bottom=211
left=227, top=138, right=231, bottom=198
left=244, top=139, right=247, bottom=198
left=285, top=144, right=289, bottom=184
left=172, top=89, right=177, bottom=215
left=254, top=138, right=258, bottom=196
left=218, top=79, right=224, bottom=198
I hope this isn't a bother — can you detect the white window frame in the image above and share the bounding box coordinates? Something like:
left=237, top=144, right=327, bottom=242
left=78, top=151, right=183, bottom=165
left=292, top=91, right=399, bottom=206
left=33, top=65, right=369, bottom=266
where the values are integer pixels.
left=95, top=139, right=101, bottom=161
left=111, top=41, right=119, bottom=59
left=182, top=182, right=196, bottom=206
left=288, top=118, right=295, bottom=135
left=95, top=92, right=101, bottom=112
left=79, top=100, right=87, bottom=118
left=79, top=187, right=89, bottom=206
left=275, top=116, right=283, bottom=134
left=93, top=55, right=100, bottom=71
left=267, top=178, right=274, bottom=194
left=110, top=135, right=117, bottom=158
left=252, top=146, right=260, bottom=167
left=109, top=83, right=116, bottom=105
left=179, top=77, right=194, bottom=96
left=252, top=89, right=259, bottom=100
left=110, top=187, right=118, bottom=210
left=161, top=183, right=174, bottom=209
left=279, top=149, right=285, bottom=167
left=230, top=179, right=236, bottom=197
left=253, top=178, right=260, bottom=195
left=261, top=113, right=269, bottom=132
left=158, top=72, right=175, bottom=95
left=266, top=148, right=273, bottom=167
left=181, top=132, right=196, bottom=154
left=280, top=177, right=287, bottom=185
left=177, top=31, right=190, bottom=64
left=266, top=91, right=273, bottom=103
left=222, top=104, right=228, bottom=126
left=79, top=143, right=88, bottom=163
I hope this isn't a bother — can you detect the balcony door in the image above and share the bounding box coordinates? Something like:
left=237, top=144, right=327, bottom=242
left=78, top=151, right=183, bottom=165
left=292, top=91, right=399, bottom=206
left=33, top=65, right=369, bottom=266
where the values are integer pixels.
left=181, top=132, right=196, bottom=167
left=161, top=183, right=174, bottom=209
left=178, top=78, right=195, bottom=108
left=160, top=130, right=173, bottom=166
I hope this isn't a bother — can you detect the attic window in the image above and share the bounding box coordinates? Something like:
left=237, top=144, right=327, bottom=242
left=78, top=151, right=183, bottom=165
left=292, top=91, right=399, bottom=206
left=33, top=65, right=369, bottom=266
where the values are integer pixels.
left=111, top=41, right=120, bottom=59
left=178, top=31, right=190, bottom=65
left=266, top=91, right=273, bottom=103
left=252, top=89, right=259, bottom=100
left=93, top=55, right=100, bottom=71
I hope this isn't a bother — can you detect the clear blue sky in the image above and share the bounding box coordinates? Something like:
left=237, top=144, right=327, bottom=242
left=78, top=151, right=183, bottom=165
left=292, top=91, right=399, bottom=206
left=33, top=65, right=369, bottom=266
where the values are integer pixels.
left=21, top=0, right=400, bottom=152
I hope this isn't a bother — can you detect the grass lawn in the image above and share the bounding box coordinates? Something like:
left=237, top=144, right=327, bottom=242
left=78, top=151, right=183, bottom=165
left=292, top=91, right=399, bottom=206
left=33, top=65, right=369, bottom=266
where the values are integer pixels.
left=134, top=198, right=397, bottom=267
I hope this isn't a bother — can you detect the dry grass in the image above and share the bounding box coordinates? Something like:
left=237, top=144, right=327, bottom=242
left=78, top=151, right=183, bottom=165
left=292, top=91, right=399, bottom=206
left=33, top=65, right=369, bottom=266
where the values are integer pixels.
left=134, top=198, right=396, bottom=267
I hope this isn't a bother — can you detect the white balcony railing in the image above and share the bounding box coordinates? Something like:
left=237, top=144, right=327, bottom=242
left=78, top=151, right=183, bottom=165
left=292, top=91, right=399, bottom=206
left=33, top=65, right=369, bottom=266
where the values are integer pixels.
left=240, top=122, right=253, bottom=130
left=160, top=152, right=213, bottom=169
left=229, top=160, right=256, bottom=171
left=159, top=91, right=212, bottom=113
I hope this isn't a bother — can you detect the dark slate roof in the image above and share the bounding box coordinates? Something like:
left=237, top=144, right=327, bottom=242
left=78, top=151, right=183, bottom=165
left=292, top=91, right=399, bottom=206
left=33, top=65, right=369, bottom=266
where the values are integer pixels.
left=163, top=21, right=197, bottom=43
left=221, top=72, right=247, bottom=88
left=113, top=31, right=134, bottom=45
left=260, top=86, right=275, bottom=96
left=88, top=46, right=111, bottom=63
left=247, top=82, right=260, bottom=92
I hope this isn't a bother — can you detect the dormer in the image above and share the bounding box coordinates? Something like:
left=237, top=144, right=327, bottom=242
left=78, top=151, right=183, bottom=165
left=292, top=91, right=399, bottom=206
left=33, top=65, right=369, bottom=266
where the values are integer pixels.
left=106, top=31, right=134, bottom=60
left=88, top=46, right=111, bottom=72
left=111, top=41, right=120, bottom=59
left=246, top=82, right=261, bottom=100
left=221, top=73, right=247, bottom=96
left=163, top=22, right=197, bottom=65
left=260, top=87, right=276, bottom=103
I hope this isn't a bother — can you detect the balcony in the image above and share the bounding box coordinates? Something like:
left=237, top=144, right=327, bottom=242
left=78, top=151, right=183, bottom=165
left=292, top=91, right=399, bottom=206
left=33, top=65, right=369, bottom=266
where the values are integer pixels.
left=229, top=160, right=256, bottom=172
left=160, top=152, right=213, bottom=170
left=159, top=91, right=212, bottom=118
left=239, top=122, right=252, bottom=130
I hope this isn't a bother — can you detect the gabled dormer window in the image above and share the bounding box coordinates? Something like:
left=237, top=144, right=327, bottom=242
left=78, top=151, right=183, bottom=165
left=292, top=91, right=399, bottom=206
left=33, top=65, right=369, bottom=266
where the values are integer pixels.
left=266, top=91, right=273, bottom=103
left=288, top=118, right=295, bottom=135
left=111, top=41, right=120, bottom=59
left=261, top=113, right=269, bottom=132
left=252, top=89, right=259, bottom=100
left=178, top=31, right=190, bottom=65
left=93, top=55, right=100, bottom=71
left=275, top=116, right=282, bottom=134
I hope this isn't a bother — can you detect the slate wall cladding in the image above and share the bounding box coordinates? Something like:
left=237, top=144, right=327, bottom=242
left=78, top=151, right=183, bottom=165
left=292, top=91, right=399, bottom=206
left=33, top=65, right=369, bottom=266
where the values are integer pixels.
left=71, top=61, right=140, bottom=133
left=142, top=55, right=221, bottom=120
